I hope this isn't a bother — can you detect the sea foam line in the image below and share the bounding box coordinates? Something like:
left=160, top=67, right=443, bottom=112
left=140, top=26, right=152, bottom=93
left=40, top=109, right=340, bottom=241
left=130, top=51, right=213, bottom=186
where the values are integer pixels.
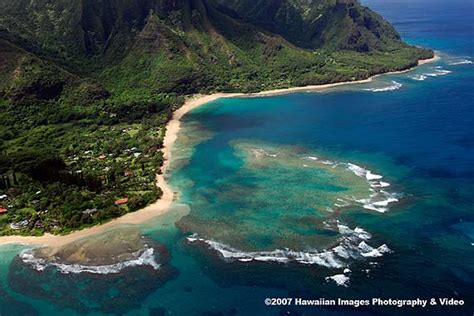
left=187, top=223, right=391, bottom=288
left=409, top=67, right=453, bottom=81
left=251, top=145, right=400, bottom=213
left=301, top=155, right=399, bottom=213
left=448, top=59, right=472, bottom=65
left=19, top=247, right=160, bottom=274
left=187, top=223, right=391, bottom=269
left=425, top=69, right=452, bottom=77
left=364, top=81, right=402, bottom=92
left=410, top=74, right=428, bottom=81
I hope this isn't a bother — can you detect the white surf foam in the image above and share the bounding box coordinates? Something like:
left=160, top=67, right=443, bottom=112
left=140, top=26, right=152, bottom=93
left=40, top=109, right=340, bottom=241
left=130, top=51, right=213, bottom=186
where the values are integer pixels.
left=425, top=69, right=452, bottom=77
left=302, top=159, right=399, bottom=213
left=346, top=163, right=367, bottom=177
left=379, top=181, right=390, bottom=187
left=19, top=247, right=160, bottom=274
left=187, top=222, right=391, bottom=270
left=410, top=74, right=428, bottom=81
left=189, top=236, right=344, bottom=268
left=449, top=59, right=473, bottom=65
left=347, top=163, right=382, bottom=181
left=320, top=160, right=335, bottom=165
left=344, top=163, right=399, bottom=213
left=303, top=156, right=335, bottom=165
left=411, top=68, right=452, bottom=81
left=326, top=274, right=350, bottom=287
left=250, top=148, right=278, bottom=158
left=364, top=81, right=402, bottom=92
left=358, top=241, right=391, bottom=258
left=356, top=193, right=399, bottom=213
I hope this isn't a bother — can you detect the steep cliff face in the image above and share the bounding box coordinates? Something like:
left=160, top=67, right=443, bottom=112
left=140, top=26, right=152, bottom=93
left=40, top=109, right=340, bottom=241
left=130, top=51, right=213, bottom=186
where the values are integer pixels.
left=0, top=0, right=262, bottom=67
left=0, top=0, right=186, bottom=61
left=0, top=0, right=410, bottom=62
left=214, top=0, right=401, bottom=51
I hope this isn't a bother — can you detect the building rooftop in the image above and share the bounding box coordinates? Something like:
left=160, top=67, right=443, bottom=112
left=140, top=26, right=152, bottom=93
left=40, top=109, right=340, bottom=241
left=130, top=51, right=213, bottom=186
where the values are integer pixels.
left=114, top=198, right=129, bottom=206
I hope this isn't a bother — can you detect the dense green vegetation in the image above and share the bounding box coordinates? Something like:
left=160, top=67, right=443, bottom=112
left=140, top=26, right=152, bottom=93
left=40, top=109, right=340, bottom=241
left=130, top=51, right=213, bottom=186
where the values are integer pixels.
left=0, top=0, right=433, bottom=236
left=0, top=86, right=179, bottom=235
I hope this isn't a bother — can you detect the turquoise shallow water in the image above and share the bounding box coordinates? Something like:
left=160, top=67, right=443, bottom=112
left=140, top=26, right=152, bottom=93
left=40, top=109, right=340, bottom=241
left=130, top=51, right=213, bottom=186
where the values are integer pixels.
left=1, top=0, right=473, bottom=315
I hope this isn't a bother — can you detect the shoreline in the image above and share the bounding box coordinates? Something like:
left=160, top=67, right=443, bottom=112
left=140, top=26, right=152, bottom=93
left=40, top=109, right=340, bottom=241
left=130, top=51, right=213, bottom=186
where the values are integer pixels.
left=0, top=55, right=438, bottom=248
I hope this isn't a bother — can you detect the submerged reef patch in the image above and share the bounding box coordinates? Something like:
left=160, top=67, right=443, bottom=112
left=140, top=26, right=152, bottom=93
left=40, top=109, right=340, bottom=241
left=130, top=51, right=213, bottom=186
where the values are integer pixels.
left=9, top=228, right=178, bottom=313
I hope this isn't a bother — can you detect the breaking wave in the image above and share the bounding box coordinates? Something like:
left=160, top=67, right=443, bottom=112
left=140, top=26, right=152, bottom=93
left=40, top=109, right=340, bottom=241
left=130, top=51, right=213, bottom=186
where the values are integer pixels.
left=448, top=59, right=472, bottom=65
left=410, top=68, right=453, bottom=81
left=425, top=68, right=452, bottom=77
left=19, top=246, right=160, bottom=274
left=346, top=163, right=400, bottom=213
left=326, top=274, right=350, bottom=287
left=250, top=146, right=401, bottom=213
left=410, top=74, right=428, bottom=81
left=364, top=81, right=402, bottom=92
left=301, top=156, right=400, bottom=213
left=187, top=222, right=391, bottom=270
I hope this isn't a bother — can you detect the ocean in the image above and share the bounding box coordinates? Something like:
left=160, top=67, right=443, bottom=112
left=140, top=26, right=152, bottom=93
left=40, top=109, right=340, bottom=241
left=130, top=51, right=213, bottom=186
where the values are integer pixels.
left=0, top=0, right=473, bottom=315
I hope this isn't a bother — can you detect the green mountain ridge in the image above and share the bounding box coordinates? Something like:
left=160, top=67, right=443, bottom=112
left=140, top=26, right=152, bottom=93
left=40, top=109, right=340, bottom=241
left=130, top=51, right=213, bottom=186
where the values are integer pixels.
left=0, top=0, right=433, bottom=236
left=0, top=0, right=432, bottom=98
left=215, top=0, right=402, bottom=51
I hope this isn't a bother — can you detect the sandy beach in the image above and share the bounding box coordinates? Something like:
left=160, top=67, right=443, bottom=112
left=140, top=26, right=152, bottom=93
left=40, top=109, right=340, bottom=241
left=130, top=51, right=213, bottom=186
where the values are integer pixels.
left=0, top=55, right=438, bottom=248
left=419, top=54, right=441, bottom=65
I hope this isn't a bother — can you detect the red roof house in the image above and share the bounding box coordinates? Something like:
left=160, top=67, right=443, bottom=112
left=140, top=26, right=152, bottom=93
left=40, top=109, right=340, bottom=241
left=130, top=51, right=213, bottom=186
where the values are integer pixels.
left=0, top=208, right=8, bottom=214
left=114, top=198, right=129, bottom=206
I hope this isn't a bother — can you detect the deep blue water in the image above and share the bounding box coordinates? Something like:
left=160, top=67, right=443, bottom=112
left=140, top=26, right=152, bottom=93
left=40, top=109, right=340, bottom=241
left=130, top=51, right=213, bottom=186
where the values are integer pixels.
left=0, top=0, right=473, bottom=315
